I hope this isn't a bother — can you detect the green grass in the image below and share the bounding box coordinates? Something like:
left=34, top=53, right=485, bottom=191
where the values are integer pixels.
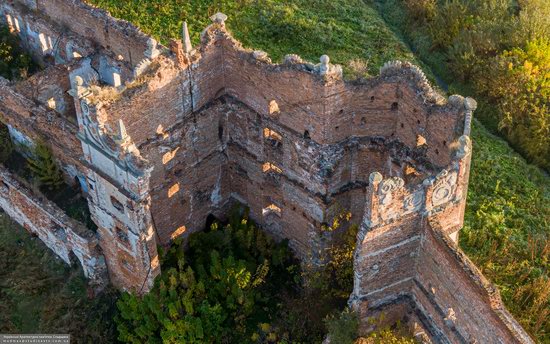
left=86, top=0, right=418, bottom=77
left=462, top=120, right=549, bottom=340
left=0, top=212, right=119, bottom=343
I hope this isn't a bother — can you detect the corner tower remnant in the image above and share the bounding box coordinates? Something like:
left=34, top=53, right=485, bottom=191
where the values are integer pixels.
left=0, top=1, right=533, bottom=342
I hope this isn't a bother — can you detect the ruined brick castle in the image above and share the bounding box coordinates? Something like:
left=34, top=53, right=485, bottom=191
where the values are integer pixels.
left=0, top=1, right=535, bottom=342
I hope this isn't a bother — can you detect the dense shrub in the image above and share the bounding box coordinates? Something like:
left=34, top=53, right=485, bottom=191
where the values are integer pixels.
left=476, top=38, right=550, bottom=170
left=378, top=0, right=550, bottom=170
left=0, top=25, right=34, bottom=80
left=26, top=141, right=64, bottom=191
left=116, top=208, right=370, bottom=343
left=116, top=209, right=301, bottom=343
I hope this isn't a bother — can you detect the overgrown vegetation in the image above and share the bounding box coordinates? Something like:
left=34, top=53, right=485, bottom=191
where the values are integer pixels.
left=372, top=0, right=549, bottom=170
left=117, top=209, right=298, bottom=343
left=462, top=121, right=549, bottom=341
left=26, top=141, right=65, bottom=191
left=0, top=123, right=96, bottom=231
left=116, top=208, right=364, bottom=343
left=85, top=0, right=419, bottom=77
left=0, top=25, right=34, bottom=80
left=0, top=213, right=119, bottom=342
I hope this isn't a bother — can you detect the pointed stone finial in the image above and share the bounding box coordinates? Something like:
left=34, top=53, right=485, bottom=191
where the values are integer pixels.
left=117, top=119, right=128, bottom=142
left=210, top=12, right=228, bottom=25
left=182, top=21, right=193, bottom=54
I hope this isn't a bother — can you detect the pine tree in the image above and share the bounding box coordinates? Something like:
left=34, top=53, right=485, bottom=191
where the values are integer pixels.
left=27, top=141, right=64, bottom=191
left=0, top=123, right=13, bottom=163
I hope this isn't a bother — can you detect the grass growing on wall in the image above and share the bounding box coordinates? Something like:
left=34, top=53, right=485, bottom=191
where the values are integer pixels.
left=0, top=213, right=119, bottom=343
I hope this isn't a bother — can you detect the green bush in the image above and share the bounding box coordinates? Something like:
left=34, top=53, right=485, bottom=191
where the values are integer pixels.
left=116, top=209, right=300, bottom=343
left=325, top=308, right=359, bottom=344
left=0, top=25, right=33, bottom=80
left=26, top=141, right=64, bottom=191
left=475, top=38, right=550, bottom=170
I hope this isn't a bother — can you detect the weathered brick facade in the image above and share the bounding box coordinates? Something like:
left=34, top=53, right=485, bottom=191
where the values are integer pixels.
left=0, top=1, right=534, bottom=342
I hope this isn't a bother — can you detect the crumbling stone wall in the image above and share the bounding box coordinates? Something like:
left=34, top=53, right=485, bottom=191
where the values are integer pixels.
left=0, top=165, right=107, bottom=288
left=411, top=222, right=534, bottom=343
left=0, top=76, right=88, bottom=185
left=85, top=22, right=462, bottom=262
left=0, top=1, right=535, bottom=342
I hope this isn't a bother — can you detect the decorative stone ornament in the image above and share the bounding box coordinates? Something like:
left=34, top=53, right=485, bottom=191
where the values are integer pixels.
left=404, top=190, right=424, bottom=213
left=144, top=37, right=160, bottom=59
left=432, top=170, right=458, bottom=207
left=319, top=55, right=330, bottom=75
left=455, top=135, right=471, bottom=159
left=284, top=54, right=303, bottom=64
left=378, top=177, right=404, bottom=206
left=210, top=12, right=228, bottom=25
left=253, top=50, right=270, bottom=63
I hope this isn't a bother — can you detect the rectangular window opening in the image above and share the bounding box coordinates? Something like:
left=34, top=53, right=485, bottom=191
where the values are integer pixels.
left=116, top=226, right=129, bottom=244
left=263, top=128, right=282, bottom=142
left=262, top=162, right=282, bottom=174
left=110, top=195, right=124, bottom=213
left=262, top=204, right=282, bottom=217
